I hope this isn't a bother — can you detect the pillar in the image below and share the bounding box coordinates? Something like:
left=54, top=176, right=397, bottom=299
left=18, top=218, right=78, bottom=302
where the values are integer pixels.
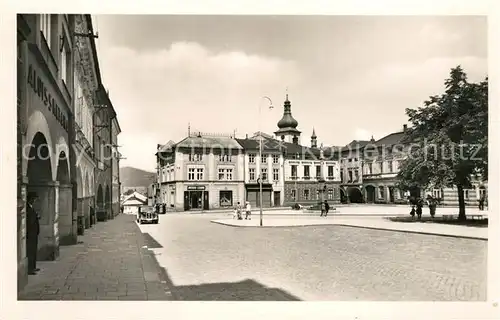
left=58, top=183, right=76, bottom=245
left=29, top=181, right=60, bottom=261
left=18, top=177, right=29, bottom=291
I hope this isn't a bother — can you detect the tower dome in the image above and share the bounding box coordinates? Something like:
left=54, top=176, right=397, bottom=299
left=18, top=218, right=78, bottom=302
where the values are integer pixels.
left=277, top=94, right=298, bottom=129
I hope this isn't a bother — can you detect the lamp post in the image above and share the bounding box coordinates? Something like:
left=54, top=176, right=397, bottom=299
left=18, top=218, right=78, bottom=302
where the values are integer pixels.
left=259, top=96, right=273, bottom=226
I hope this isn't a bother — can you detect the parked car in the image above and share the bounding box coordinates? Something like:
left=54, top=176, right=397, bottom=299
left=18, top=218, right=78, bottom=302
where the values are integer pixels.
left=137, top=205, right=159, bottom=224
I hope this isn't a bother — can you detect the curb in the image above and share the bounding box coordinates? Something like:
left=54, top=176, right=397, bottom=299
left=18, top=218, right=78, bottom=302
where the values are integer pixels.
left=334, top=224, right=488, bottom=241
left=210, top=220, right=488, bottom=240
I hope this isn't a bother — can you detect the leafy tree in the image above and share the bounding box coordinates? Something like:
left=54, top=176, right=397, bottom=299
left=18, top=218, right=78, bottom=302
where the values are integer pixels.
left=397, top=66, right=488, bottom=220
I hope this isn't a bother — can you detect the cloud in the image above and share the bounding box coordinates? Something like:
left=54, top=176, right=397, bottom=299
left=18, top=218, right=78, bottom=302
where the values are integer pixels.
left=97, top=42, right=302, bottom=170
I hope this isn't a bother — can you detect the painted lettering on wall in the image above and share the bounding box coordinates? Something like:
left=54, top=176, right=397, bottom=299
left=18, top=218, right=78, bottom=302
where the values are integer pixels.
left=27, top=64, right=68, bottom=132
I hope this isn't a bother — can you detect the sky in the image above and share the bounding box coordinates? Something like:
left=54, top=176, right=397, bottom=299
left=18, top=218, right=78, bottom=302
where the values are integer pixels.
left=91, top=15, right=487, bottom=172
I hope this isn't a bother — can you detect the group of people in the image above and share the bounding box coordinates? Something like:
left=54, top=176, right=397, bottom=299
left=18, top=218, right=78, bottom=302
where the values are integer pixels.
left=233, top=201, right=252, bottom=220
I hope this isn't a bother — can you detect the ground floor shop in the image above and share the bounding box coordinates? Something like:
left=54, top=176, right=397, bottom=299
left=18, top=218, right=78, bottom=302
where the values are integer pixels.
left=160, top=182, right=245, bottom=211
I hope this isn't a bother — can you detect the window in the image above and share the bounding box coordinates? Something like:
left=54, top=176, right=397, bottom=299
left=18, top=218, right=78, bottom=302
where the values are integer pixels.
left=60, top=43, right=68, bottom=83
left=379, top=162, right=384, bottom=173
left=433, top=189, right=442, bottom=199
left=304, top=166, right=310, bottom=178
left=387, top=160, right=393, bottom=173
left=249, top=168, right=255, bottom=181
left=219, top=154, right=231, bottom=162
left=188, top=168, right=195, bottom=180
left=196, top=168, right=204, bottom=180
left=340, top=169, right=344, bottom=182
left=272, top=154, right=279, bottom=164
left=354, top=170, right=359, bottom=182
left=273, top=168, right=279, bottom=181
left=303, top=189, right=310, bottom=200
left=40, top=14, right=51, bottom=49
left=328, top=166, right=334, bottom=178
left=316, top=166, right=321, bottom=178
left=464, top=189, right=470, bottom=199
left=479, top=188, right=486, bottom=199
left=261, top=168, right=268, bottom=182
left=249, top=154, right=256, bottom=163
left=226, top=168, right=233, bottom=180
left=218, top=168, right=225, bottom=180
left=328, top=189, right=334, bottom=200
left=348, top=170, right=353, bottom=182
left=291, top=189, right=296, bottom=201
left=291, top=165, right=297, bottom=178
left=219, top=190, right=233, bottom=207
left=261, top=154, right=267, bottom=163
left=368, top=163, right=373, bottom=174
left=189, top=153, right=203, bottom=162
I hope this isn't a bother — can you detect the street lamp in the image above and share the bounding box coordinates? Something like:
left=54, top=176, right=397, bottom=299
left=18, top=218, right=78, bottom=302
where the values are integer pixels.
left=259, top=96, right=273, bottom=226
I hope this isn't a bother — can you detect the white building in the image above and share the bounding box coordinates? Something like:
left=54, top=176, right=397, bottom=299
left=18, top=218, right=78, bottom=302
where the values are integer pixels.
left=122, top=191, right=147, bottom=215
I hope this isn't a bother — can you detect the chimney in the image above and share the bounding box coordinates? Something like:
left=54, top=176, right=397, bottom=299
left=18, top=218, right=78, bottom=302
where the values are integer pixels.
left=246, top=133, right=248, bottom=139
left=403, top=124, right=407, bottom=132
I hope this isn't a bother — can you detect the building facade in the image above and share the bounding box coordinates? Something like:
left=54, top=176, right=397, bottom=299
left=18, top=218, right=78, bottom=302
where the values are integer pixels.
left=156, top=134, right=246, bottom=211
left=17, top=14, right=121, bottom=293
left=17, top=14, right=76, bottom=290
left=73, top=14, right=98, bottom=231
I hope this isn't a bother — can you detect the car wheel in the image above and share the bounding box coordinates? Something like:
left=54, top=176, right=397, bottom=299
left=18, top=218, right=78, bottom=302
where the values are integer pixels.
left=154, top=220, right=159, bottom=224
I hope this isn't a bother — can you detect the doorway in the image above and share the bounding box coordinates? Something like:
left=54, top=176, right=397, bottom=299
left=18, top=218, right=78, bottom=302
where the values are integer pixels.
left=190, top=191, right=203, bottom=209
left=273, top=191, right=281, bottom=207
left=389, top=186, right=395, bottom=203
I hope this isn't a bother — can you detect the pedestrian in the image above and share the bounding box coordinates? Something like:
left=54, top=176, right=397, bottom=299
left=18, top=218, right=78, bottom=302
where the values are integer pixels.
left=320, top=201, right=325, bottom=217
left=416, top=198, right=423, bottom=220
left=245, top=201, right=252, bottom=220
left=234, top=201, right=243, bottom=220
left=478, top=194, right=485, bottom=211
left=427, top=195, right=437, bottom=219
left=26, top=192, right=41, bottom=275
left=323, top=200, right=330, bottom=217
left=410, top=205, right=416, bottom=220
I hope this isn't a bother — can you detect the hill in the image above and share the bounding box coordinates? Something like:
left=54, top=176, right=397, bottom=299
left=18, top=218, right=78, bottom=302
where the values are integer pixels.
left=120, top=166, right=155, bottom=189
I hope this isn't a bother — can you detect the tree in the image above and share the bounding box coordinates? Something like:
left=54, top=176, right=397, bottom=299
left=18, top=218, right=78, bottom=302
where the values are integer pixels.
left=397, top=66, right=488, bottom=221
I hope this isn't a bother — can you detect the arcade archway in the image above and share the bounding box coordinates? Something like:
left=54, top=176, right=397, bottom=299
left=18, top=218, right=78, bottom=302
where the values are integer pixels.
left=339, top=188, right=347, bottom=204
left=56, top=150, right=74, bottom=245
left=105, top=185, right=111, bottom=219
left=365, top=185, right=376, bottom=203
left=347, top=187, right=363, bottom=204
left=26, top=132, right=53, bottom=261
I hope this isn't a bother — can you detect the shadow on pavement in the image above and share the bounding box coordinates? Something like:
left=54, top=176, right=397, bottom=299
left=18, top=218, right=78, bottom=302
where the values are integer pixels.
left=142, top=233, right=164, bottom=248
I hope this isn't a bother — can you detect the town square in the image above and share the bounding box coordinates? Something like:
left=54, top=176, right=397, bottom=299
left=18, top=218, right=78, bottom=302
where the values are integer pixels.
left=8, top=11, right=493, bottom=316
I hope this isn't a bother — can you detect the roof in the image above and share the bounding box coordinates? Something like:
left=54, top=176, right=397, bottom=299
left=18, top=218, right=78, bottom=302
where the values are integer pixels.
left=175, top=136, right=243, bottom=150
left=158, top=140, right=176, bottom=152
left=236, top=137, right=339, bottom=159
left=122, top=191, right=147, bottom=204
left=373, top=131, right=405, bottom=146
left=340, top=140, right=371, bottom=152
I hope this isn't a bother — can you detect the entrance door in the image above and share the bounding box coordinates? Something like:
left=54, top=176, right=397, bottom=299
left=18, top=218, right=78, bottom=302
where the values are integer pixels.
left=273, top=191, right=281, bottom=207
left=203, top=191, right=209, bottom=210
left=190, top=191, right=202, bottom=209
left=183, top=191, right=190, bottom=211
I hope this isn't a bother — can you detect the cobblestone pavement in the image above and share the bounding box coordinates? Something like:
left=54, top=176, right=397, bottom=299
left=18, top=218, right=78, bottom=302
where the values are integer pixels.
left=18, top=214, right=173, bottom=300
left=139, top=213, right=487, bottom=301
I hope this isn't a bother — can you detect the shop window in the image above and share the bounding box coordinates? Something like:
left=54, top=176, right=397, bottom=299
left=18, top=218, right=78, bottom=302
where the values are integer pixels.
left=219, top=190, right=233, bottom=207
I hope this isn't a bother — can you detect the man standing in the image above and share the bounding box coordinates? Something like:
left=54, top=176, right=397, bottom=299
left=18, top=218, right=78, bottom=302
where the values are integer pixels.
left=26, top=192, right=40, bottom=275
left=323, top=200, right=330, bottom=217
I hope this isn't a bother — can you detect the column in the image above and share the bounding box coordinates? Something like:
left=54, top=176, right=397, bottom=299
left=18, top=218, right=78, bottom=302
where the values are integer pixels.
left=29, top=181, right=60, bottom=261
left=18, top=177, right=29, bottom=289
left=385, top=185, right=390, bottom=203
left=59, top=183, right=76, bottom=245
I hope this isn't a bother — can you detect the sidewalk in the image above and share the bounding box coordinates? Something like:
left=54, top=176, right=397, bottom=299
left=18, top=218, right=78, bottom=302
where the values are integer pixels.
left=18, top=214, right=173, bottom=300
left=211, top=216, right=488, bottom=240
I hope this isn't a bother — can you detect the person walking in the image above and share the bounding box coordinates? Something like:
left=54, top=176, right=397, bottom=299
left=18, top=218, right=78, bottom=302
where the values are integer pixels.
left=416, top=197, right=423, bottom=220
left=427, top=195, right=437, bottom=219
left=245, top=201, right=252, bottom=220
left=234, top=201, right=243, bottom=220
left=26, top=192, right=41, bottom=275
left=323, top=200, right=330, bottom=217
left=478, top=194, right=486, bottom=211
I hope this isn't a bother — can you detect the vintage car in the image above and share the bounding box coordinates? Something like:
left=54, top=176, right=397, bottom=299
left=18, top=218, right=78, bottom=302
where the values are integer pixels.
left=137, top=205, right=159, bottom=224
